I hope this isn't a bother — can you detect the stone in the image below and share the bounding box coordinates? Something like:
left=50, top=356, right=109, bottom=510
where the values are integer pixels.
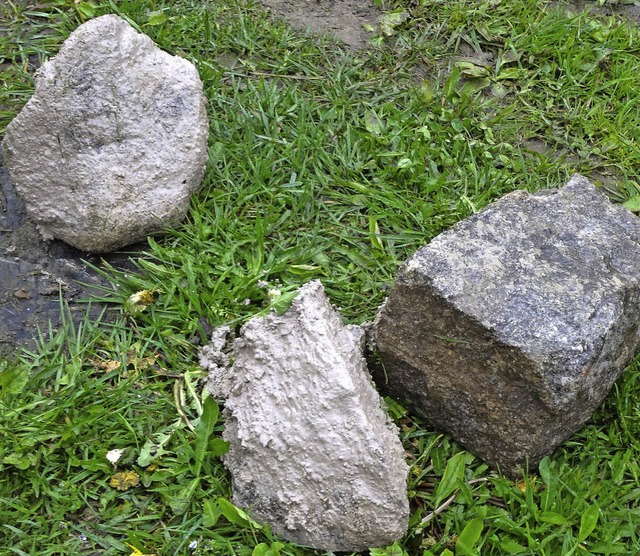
left=199, top=325, right=232, bottom=400
left=201, top=281, right=409, bottom=551
left=373, top=175, right=640, bottom=475
left=1, top=15, right=208, bottom=253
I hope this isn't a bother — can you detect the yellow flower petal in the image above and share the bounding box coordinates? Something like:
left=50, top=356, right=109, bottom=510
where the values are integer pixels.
left=125, top=543, right=156, bottom=556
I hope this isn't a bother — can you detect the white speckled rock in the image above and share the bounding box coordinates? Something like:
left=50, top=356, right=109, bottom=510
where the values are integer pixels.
left=373, top=175, right=640, bottom=475
left=1, top=15, right=208, bottom=252
left=201, top=281, right=409, bottom=551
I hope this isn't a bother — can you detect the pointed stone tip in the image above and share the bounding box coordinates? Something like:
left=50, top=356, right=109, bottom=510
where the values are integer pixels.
left=208, top=279, right=409, bottom=551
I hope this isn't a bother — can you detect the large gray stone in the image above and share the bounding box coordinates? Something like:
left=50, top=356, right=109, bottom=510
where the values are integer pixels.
left=373, top=175, right=640, bottom=475
left=201, top=281, right=409, bottom=551
left=1, top=15, right=208, bottom=253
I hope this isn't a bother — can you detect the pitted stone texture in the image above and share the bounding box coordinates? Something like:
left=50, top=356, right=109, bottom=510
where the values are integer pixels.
left=373, top=175, right=640, bottom=475
left=1, top=15, right=208, bottom=253
left=203, top=281, right=409, bottom=551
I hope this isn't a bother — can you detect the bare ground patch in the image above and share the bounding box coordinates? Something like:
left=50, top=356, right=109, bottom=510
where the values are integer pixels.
left=259, top=0, right=382, bottom=50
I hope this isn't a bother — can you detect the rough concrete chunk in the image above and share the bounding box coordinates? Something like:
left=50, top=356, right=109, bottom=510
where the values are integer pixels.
left=201, top=281, right=409, bottom=551
left=373, top=175, right=640, bottom=475
left=1, top=15, right=208, bottom=253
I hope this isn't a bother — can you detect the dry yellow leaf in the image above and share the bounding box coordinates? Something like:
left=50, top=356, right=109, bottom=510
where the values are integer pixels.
left=136, top=355, right=157, bottom=370
left=95, top=359, right=121, bottom=372
left=124, top=288, right=161, bottom=316
left=109, top=470, right=140, bottom=491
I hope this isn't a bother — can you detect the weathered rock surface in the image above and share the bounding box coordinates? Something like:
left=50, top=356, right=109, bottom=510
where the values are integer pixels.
left=373, top=175, right=640, bottom=475
left=1, top=15, right=208, bottom=253
left=201, top=281, right=409, bottom=551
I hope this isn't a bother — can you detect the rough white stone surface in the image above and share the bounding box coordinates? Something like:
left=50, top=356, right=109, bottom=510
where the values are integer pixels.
left=201, top=281, right=409, bottom=551
left=199, top=325, right=232, bottom=400
left=1, top=15, right=208, bottom=252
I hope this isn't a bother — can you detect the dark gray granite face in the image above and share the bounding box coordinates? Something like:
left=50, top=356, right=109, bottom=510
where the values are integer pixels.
left=374, top=175, right=640, bottom=475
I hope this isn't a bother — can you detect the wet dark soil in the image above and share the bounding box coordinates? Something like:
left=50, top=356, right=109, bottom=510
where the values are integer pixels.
left=0, top=147, right=140, bottom=358
left=259, top=0, right=382, bottom=50
left=259, top=0, right=640, bottom=52
left=560, top=1, right=640, bottom=23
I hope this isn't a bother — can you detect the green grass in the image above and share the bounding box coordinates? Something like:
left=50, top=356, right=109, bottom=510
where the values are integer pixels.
left=2, top=0, right=640, bottom=554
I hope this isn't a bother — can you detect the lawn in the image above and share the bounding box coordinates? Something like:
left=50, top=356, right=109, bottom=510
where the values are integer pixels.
left=1, top=0, right=640, bottom=554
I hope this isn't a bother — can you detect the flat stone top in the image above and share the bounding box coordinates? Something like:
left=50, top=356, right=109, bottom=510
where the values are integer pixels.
left=402, top=175, right=640, bottom=369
